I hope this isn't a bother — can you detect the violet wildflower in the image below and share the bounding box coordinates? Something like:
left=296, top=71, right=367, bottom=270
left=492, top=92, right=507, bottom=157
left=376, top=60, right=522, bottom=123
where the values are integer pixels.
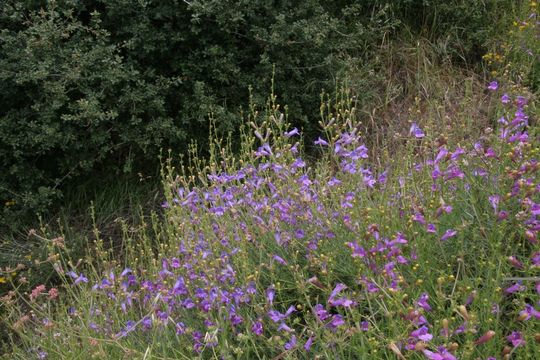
left=488, top=195, right=500, bottom=212
left=413, top=213, right=426, bottom=225
left=436, top=203, right=453, bottom=216
left=278, top=322, right=293, bottom=332
left=497, top=210, right=508, bottom=221
left=507, top=331, right=525, bottom=347
left=504, top=282, right=525, bottom=294
left=251, top=320, right=263, bottom=336
left=411, top=326, right=433, bottom=341
left=417, top=293, right=432, bottom=311
left=304, top=336, right=314, bottom=351
left=421, top=349, right=449, bottom=360
left=328, top=314, right=346, bottom=329
left=67, top=272, right=88, bottom=285
left=440, top=229, right=457, bottom=241
left=435, top=147, right=448, bottom=163
left=422, top=348, right=457, bottom=360
left=329, top=283, right=347, bottom=300
left=268, top=306, right=296, bottom=323
left=314, top=304, right=330, bottom=321
left=346, top=241, right=366, bottom=258
left=487, top=81, right=498, bottom=91
left=532, top=252, right=540, bottom=267
left=360, top=321, right=369, bottom=331
left=175, top=322, right=186, bottom=334
left=314, top=137, right=329, bottom=146
left=120, top=268, right=132, bottom=277
left=272, top=255, right=287, bottom=265
left=284, top=335, right=297, bottom=350
left=141, top=317, right=152, bottom=330
left=410, top=123, right=425, bottom=138
left=516, top=95, right=527, bottom=107
left=284, top=128, right=300, bottom=137
left=501, top=93, right=510, bottom=104
left=519, top=303, right=540, bottom=321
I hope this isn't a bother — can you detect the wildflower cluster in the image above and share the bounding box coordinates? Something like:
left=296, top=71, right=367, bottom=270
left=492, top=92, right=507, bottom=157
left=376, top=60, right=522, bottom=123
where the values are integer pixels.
left=4, top=74, right=537, bottom=359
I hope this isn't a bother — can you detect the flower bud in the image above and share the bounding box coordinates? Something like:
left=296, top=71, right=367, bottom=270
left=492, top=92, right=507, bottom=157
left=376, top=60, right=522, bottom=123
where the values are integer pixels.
left=474, top=330, right=495, bottom=345
left=458, top=305, right=469, bottom=321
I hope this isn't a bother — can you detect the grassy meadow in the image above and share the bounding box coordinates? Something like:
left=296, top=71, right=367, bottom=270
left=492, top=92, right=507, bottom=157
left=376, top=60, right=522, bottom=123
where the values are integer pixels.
left=0, top=1, right=539, bottom=359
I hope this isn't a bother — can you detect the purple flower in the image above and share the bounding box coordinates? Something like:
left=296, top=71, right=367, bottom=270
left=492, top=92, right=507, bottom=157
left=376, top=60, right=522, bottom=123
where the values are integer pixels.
left=450, top=147, right=465, bottom=160
left=141, top=317, right=152, bottom=330
left=487, top=81, right=498, bottom=91
left=292, top=158, right=305, bottom=168
left=268, top=306, right=296, bottom=323
left=175, top=322, right=186, bottom=334
left=328, top=314, right=346, bottom=329
left=171, top=258, right=180, bottom=268
left=507, top=331, right=525, bottom=347
left=440, top=229, right=457, bottom=241
left=422, top=348, right=457, bottom=360
left=516, top=96, right=528, bottom=107
left=278, top=322, right=293, bottom=332
left=417, top=293, right=432, bottom=311
left=427, top=223, right=436, bottom=233
left=360, top=321, right=369, bottom=331
left=272, top=255, right=287, bottom=265
left=497, top=211, right=508, bottom=221
left=284, top=335, right=297, bottom=350
left=411, top=326, right=433, bottom=341
left=519, top=304, right=540, bottom=320
left=329, top=283, right=347, bottom=299
left=488, top=195, right=500, bottom=212
left=347, top=241, right=366, bottom=258
left=413, top=213, right=426, bottom=225
left=435, top=147, right=448, bottom=163
left=504, top=282, right=525, bottom=294
left=444, top=166, right=464, bottom=180
left=120, top=268, right=132, bottom=277
left=314, top=137, right=329, bottom=146
left=532, top=252, right=540, bottom=267
left=67, top=271, right=88, bottom=285
left=304, top=336, right=314, bottom=351
left=284, top=128, right=300, bottom=137
left=314, top=304, right=330, bottom=321
left=410, top=123, right=425, bottom=138
left=501, top=93, right=510, bottom=104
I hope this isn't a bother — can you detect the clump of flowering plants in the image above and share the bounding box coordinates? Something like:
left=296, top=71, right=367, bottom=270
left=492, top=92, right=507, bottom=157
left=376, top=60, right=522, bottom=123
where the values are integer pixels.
left=2, top=77, right=538, bottom=360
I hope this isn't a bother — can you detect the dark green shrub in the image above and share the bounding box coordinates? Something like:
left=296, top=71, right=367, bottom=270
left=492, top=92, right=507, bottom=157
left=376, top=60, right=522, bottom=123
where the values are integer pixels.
left=0, top=0, right=517, bottom=224
left=0, top=0, right=398, bottom=222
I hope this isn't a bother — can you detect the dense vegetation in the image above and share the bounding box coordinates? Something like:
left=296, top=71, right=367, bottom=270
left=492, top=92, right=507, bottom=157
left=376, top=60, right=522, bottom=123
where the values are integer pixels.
left=0, top=0, right=539, bottom=359
left=0, top=0, right=522, bottom=220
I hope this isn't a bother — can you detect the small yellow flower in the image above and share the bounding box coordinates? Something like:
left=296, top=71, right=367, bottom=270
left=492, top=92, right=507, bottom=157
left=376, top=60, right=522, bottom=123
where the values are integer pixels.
left=0, top=277, right=6, bottom=284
